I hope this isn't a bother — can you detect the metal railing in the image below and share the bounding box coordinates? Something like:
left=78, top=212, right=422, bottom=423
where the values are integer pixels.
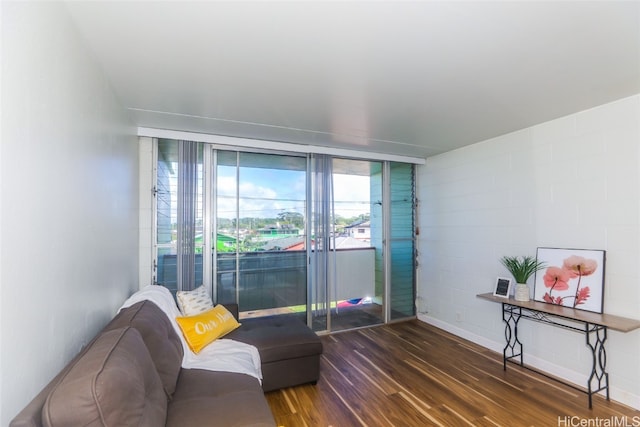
left=157, top=248, right=376, bottom=312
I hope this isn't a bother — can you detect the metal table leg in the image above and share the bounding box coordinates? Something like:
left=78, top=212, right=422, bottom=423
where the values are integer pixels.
left=585, top=323, right=609, bottom=409
left=502, top=304, right=523, bottom=370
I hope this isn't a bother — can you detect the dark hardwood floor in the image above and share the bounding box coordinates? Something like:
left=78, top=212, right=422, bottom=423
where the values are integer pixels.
left=265, top=320, right=640, bottom=426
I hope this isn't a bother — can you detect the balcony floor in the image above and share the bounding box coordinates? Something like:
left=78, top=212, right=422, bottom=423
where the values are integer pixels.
left=242, top=303, right=385, bottom=332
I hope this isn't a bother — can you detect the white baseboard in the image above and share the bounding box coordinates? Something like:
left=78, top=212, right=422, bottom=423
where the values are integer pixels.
left=417, top=313, right=640, bottom=410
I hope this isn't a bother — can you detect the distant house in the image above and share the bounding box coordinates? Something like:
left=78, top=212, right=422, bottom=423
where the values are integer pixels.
left=194, top=233, right=237, bottom=252
left=215, top=233, right=237, bottom=251
left=257, top=224, right=301, bottom=238
left=259, top=236, right=305, bottom=251
left=344, top=221, right=371, bottom=241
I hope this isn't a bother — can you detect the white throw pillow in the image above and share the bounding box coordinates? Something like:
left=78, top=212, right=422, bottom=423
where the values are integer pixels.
left=176, top=285, right=213, bottom=316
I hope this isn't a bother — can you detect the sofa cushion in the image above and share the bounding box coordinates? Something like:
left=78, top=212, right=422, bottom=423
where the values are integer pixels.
left=226, top=315, right=322, bottom=364
left=42, top=327, right=167, bottom=427
left=175, top=305, right=241, bottom=354
left=167, top=369, right=276, bottom=427
left=176, top=285, right=213, bottom=316
left=105, top=300, right=183, bottom=397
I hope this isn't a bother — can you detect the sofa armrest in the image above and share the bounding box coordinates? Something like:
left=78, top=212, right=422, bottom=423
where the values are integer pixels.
left=222, top=303, right=239, bottom=321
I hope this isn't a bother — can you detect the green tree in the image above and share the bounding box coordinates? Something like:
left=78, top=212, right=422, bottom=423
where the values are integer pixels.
left=277, top=211, right=304, bottom=229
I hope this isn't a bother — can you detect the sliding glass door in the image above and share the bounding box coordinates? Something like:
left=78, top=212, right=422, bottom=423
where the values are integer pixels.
left=153, top=139, right=416, bottom=331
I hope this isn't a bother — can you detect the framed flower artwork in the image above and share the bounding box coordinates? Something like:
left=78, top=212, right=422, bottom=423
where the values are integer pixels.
left=533, top=247, right=606, bottom=313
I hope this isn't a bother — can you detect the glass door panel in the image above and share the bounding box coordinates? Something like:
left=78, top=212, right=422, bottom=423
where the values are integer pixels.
left=329, top=159, right=384, bottom=331
left=215, top=150, right=307, bottom=320
left=215, top=150, right=239, bottom=305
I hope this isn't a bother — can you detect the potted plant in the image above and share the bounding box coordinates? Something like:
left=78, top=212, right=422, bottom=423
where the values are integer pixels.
left=500, top=255, right=546, bottom=301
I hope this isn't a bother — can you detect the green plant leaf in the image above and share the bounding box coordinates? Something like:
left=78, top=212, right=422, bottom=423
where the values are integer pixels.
left=500, top=255, right=546, bottom=284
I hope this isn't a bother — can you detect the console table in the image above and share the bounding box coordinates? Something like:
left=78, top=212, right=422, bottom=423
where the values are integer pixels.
left=477, top=292, right=640, bottom=408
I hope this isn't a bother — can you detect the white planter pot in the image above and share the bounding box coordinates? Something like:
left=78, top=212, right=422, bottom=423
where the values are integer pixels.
left=514, top=283, right=530, bottom=301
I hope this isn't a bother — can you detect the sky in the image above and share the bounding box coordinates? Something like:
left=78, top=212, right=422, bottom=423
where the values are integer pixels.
left=166, top=162, right=373, bottom=224
left=216, top=166, right=371, bottom=220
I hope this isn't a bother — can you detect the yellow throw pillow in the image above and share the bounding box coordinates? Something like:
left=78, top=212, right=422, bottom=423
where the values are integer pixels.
left=175, top=305, right=241, bottom=354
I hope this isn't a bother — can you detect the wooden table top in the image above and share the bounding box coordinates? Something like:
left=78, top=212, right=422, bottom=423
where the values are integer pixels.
left=477, top=292, right=640, bottom=333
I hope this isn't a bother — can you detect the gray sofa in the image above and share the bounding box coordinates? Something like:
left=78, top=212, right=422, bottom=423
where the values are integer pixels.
left=11, top=299, right=322, bottom=427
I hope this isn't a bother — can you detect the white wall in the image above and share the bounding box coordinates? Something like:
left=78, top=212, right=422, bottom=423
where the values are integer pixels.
left=0, top=3, right=138, bottom=424
left=417, top=94, right=640, bottom=408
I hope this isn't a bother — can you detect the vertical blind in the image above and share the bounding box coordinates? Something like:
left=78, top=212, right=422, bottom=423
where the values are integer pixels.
left=176, top=140, right=201, bottom=291
left=155, top=139, right=203, bottom=293
left=308, top=154, right=336, bottom=324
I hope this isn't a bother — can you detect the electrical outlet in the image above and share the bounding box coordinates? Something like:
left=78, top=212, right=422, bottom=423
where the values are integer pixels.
left=455, top=311, right=463, bottom=322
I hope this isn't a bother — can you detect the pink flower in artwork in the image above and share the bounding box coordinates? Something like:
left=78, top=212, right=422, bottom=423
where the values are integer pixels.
left=543, top=267, right=571, bottom=291
left=562, top=256, right=598, bottom=277
left=541, top=255, right=598, bottom=308
left=563, top=256, right=598, bottom=307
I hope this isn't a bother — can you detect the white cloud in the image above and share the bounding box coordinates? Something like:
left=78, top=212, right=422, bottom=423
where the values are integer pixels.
left=216, top=173, right=370, bottom=219
left=217, top=179, right=299, bottom=219
left=333, top=174, right=371, bottom=217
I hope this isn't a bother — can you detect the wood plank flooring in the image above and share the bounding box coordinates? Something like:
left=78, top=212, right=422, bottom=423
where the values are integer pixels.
left=265, top=320, right=640, bottom=427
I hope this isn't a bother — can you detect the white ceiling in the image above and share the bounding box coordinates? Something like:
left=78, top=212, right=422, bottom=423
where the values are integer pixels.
left=65, top=1, right=640, bottom=159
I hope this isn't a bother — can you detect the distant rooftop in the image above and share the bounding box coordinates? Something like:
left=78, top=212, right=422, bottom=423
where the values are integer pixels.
left=258, top=236, right=371, bottom=251
left=344, top=220, right=370, bottom=229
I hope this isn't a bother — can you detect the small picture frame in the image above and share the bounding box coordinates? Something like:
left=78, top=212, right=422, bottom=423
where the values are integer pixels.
left=493, top=277, right=512, bottom=298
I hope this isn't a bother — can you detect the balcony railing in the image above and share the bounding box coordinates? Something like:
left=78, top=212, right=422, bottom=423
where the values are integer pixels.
left=157, top=247, right=376, bottom=313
